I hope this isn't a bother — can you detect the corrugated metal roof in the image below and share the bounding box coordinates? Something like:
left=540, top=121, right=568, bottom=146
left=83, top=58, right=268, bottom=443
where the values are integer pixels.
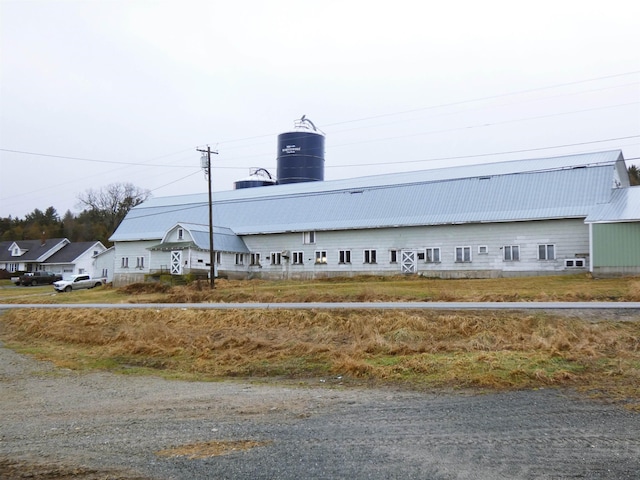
left=110, top=150, right=626, bottom=241
left=190, top=228, right=249, bottom=253
left=586, top=186, right=640, bottom=223
left=157, top=223, right=249, bottom=253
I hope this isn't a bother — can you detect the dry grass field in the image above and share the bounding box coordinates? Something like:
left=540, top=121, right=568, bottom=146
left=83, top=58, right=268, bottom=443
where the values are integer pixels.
left=1, top=275, right=639, bottom=408
left=1, top=273, right=640, bottom=304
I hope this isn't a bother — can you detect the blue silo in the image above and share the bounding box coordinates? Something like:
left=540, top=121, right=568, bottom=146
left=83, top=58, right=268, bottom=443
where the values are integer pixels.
left=234, top=168, right=277, bottom=190
left=276, top=116, right=325, bottom=184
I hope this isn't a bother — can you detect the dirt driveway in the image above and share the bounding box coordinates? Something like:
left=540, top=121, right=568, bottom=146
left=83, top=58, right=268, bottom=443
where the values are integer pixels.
left=1, top=342, right=639, bottom=480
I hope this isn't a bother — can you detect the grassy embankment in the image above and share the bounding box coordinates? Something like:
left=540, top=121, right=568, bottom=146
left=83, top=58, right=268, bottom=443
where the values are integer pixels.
left=1, top=275, right=639, bottom=408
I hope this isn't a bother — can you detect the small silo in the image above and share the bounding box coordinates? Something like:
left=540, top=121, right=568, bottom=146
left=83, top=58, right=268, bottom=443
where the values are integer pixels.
left=276, top=116, right=325, bottom=184
left=234, top=168, right=277, bottom=190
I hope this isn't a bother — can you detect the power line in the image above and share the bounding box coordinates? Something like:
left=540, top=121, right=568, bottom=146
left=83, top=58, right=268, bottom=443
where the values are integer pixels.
left=0, top=149, right=190, bottom=167
left=324, top=81, right=640, bottom=136
left=148, top=170, right=203, bottom=193
left=330, top=136, right=640, bottom=168
left=203, top=70, right=640, bottom=148
left=322, top=70, right=640, bottom=128
left=328, top=102, right=640, bottom=151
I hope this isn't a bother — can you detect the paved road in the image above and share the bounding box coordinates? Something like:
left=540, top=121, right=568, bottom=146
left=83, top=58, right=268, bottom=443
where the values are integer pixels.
left=1, top=301, right=640, bottom=310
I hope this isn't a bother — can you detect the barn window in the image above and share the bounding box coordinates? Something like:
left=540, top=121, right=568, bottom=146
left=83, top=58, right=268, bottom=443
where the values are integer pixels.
left=177, top=228, right=184, bottom=240
left=121, top=257, right=129, bottom=268
left=503, top=245, right=520, bottom=261
left=389, top=250, right=398, bottom=263
left=271, top=252, right=282, bottom=265
left=426, top=247, right=440, bottom=263
left=538, top=244, right=555, bottom=260
left=455, top=247, right=471, bottom=263
left=250, top=253, right=261, bottom=266
left=303, top=231, right=316, bottom=244
left=363, top=249, right=377, bottom=264
left=292, top=251, right=304, bottom=264
left=235, top=253, right=244, bottom=265
left=478, top=245, right=488, bottom=254
left=315, top=251, right=327, bottom=264
left=339, top=250, right=351, bottom=264
left=565, top=259, right=585, bottom=268
left=215, top=252, right=221, bottom=264
left=136, top=256, right=145, bottom=268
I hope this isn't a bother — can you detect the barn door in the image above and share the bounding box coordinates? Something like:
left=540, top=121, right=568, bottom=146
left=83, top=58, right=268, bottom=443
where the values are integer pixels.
left=401, top=250, right=417, bottom=274
left=170, top=251, right=183, bottom=274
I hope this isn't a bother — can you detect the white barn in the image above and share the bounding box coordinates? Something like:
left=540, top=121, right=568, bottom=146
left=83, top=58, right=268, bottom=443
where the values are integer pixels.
left=109, top=150, right=637, bottom=286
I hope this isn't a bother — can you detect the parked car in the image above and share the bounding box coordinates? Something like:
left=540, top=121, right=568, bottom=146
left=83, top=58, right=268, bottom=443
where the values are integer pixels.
left=18, top=271, right=63, bottom=286
left=53, top=274, right=106, bottom=293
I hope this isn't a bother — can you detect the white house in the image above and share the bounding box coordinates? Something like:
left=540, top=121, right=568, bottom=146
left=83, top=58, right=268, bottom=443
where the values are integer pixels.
left=109, top=150, right=638, bottom=286
left=0, top=239, right=108, bottom=280
left=0, top=238, right=69, bottom=274
left=43, top=241, right=108, bottom=279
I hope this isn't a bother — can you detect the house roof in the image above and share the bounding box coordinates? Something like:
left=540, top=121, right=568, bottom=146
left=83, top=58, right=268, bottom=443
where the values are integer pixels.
left=110, top=150, right=628, bottom=242
left=44, top=242, right=105, bottom=264
left=0, top=238, right=69, bottom=262
left=585, top=186, right=640, bottom=223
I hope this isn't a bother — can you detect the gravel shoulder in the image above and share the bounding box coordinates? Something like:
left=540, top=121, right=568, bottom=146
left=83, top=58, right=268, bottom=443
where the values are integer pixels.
left=1, top=341, right=639, bottom=480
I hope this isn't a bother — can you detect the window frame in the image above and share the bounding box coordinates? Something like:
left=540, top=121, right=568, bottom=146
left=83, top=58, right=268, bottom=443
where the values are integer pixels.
left=339, top=249, right=351, bottom=264
left=389, top=249, right=398, bottom=263
left=292, top=251, right=304, bottom=265
left=455, top=246, right=471, bottom=263
left=250, top=253, right=261, bottom=266
left=235, top=253, right=244, bottom=265
left=538, top=244, right=556, bottom=260
left=121, top=256, right=129, bottom=268
left=565, top=258, right=586, bottom=268
left=503, top=245, right=520, bottom=262
left=363, top=249, right=377, bottom=264
left=315, top=250, right=328, bottom=264
left=425, top=247, right=440, bottom=263
left=270, top=252, right=282, bottom=265
left=303, top=231, right=316, bottom=245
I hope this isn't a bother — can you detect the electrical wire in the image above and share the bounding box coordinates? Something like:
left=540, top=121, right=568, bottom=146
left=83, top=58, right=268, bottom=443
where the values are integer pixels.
left=329, top=136, right=640, bottom=168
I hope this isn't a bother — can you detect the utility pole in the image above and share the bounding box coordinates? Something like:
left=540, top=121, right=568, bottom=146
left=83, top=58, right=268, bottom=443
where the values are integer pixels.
left=196, top=145, right=218, bottom=288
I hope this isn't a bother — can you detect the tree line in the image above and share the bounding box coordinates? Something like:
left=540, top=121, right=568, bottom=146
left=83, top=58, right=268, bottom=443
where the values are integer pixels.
left=0, top=183, right=151, bottom=246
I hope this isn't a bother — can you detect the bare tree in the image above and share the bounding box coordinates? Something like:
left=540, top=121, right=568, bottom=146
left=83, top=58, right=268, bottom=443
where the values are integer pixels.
left=629, top=165, right=640, bottom=186
left=77, top=183, right=151, bottom=236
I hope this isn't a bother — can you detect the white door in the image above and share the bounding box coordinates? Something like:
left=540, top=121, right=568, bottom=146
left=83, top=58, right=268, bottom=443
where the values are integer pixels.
left=401, top=250, right=417, bottom=274
left=170, top=251, right=182, bottom=274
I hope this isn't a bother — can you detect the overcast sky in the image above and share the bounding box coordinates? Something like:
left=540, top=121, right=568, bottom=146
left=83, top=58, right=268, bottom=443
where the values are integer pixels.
left=1, top=0, right=639, bottom=220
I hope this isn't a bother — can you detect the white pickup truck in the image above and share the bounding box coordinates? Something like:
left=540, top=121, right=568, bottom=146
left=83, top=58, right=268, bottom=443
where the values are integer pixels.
left=53, top=274, right=106, bottom=293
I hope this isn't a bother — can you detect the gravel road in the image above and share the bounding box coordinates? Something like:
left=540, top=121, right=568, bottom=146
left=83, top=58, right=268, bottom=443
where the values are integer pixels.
left=1, top=342, right=639, bottom=480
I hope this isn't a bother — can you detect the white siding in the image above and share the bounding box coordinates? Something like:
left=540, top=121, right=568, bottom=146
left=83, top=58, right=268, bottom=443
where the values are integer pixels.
left=165, top=226, right=193, bottom=243
left=73, top=244, right=107, bottom=278
left=94, top=248, right=115, bottom=283
left=113, top=240, right=157, bottom=286
left=113, top=218, right=590, bottom=283
left=241, top=219, right=589, bottom=279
